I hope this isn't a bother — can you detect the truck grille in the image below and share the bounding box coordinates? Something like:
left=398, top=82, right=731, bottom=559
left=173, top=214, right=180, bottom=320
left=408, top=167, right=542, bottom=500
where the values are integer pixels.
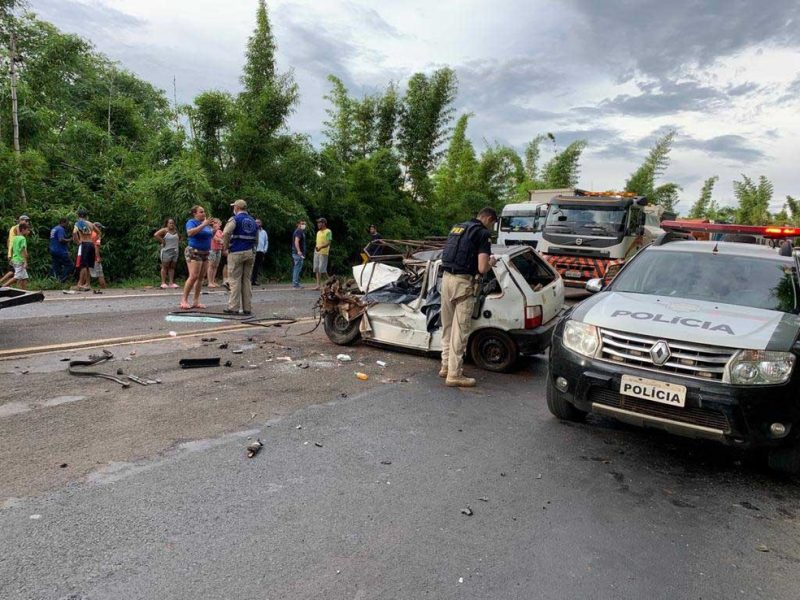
left=589, top=388, right=731, bottom=432
left=598, top=328, right=735, bottom=382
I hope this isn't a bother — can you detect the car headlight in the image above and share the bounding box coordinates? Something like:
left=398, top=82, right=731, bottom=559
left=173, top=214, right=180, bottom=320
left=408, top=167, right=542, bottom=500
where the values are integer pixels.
left=562, top=320, right=600, bottom=358
left=727, top=350, right=795, bottom=385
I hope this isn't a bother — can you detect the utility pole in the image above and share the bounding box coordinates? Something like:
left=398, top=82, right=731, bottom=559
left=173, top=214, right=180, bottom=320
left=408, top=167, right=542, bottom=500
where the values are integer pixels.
left=107, top=74, right=113, bottom=139
left=173, top=75, right=179, bottom=127
left=9, top=30, right=26, bottom=205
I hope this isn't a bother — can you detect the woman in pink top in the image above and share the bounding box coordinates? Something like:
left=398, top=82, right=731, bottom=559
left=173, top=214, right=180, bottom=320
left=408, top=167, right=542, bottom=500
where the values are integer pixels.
left=207, top=219, right=224, bottom=287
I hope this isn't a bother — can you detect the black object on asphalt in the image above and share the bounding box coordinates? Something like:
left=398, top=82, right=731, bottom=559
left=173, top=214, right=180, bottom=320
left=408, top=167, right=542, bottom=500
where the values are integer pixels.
left=179, top=357, right=221, bottom=369
left=461, top=507, right=474, bottom=516
left=246, top=439, right=263, bottom=458
left=68, top=349, right=130, bottom=388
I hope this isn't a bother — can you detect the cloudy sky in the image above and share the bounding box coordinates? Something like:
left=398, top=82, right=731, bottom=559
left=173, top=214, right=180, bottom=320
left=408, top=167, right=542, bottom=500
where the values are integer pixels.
left=31, top=0, right=800, bottom=213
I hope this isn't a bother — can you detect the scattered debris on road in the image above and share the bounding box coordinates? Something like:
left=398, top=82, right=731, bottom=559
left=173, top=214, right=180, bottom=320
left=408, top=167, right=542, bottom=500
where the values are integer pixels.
left=756, top=544, right=770, bottom=553
left=201, top=337, right=218, bottom=342
left=355, top=372, right=369, bottom=380
left=478, top=497, right=488, bottom=502
left=336, top=354, right=352, bottom=362
left=179, top=357, right=221, bottom=369
left=246, top=439, right=263, bottom=458
left=314, top=442, right=323, bottom=447
left=218, top=343, right=229, bottom=349
left=380, top=460, right=392, bottom=465
left=376, top=360, right=387, bottom=367
left=68, top=350, right=130, bottom=388
left=461, top=506, right=474, bottom=516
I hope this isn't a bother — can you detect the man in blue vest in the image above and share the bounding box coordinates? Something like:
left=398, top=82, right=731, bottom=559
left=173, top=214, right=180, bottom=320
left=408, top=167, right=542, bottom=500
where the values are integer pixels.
left=222, top=199, right=258, bottom=315
left=439, top=207, right=498, bottom=387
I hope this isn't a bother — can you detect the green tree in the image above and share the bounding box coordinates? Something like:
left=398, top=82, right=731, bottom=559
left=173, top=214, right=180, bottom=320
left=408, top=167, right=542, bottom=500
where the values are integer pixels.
left=523, top=134, right=546, bottom=181
left=397, top=67, right=458, bottom=201
left=687, top=175, right=718, bottom=219
left=541, top=140, right=587, bottom=188
left=241, top=0, right=276, bottom=97
left=734, top=174, right=773, bottom=225
left=625, top=130, right=681, bottom=212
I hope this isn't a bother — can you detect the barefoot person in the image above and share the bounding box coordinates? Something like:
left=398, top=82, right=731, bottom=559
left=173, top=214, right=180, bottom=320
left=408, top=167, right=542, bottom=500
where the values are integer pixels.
left=207, top=219, right=224, bottom=288
left=72, top=209, right=97, bottom=291
left=89, top=223, right=108, bottom=289
left=180, top=206, right=213, bottom=310
left=154, top=218, right=180, bottom=289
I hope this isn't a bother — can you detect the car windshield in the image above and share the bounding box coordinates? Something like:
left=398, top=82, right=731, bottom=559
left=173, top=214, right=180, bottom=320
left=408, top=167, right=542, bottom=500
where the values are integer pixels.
left=545, top=205, right=626, bottom=235
left=500, top=216, right=538, bottom=232
left=612, top=250, right=799, bottom=313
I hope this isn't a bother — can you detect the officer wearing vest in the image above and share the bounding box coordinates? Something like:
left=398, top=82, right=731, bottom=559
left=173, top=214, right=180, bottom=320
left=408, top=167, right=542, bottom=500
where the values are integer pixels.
left=439, top=207, right=498, bottom=387
left=222, top=199, right=258, bottom=315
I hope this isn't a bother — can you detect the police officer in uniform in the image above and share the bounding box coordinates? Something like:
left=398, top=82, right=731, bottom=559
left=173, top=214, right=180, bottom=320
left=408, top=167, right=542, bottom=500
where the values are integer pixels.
left=222, top=199, right=258, bottom=315
left=439, top=207, right=498, bottom=387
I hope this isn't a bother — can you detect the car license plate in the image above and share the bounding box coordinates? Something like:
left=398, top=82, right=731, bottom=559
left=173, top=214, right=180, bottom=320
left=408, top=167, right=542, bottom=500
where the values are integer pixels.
left=564, top=269, right=582, bottom=279
left=620, top=375, right=686, bottom=407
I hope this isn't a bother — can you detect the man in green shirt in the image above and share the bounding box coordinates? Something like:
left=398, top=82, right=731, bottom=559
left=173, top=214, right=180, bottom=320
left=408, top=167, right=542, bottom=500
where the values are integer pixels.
left=0, top=222, right=30, bottom=290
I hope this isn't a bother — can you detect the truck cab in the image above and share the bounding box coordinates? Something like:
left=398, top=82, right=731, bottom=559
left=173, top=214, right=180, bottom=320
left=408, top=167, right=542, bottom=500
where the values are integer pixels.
left=497, top=202, right=548, bottom=248
left=537, top=191, right=663, bottom=287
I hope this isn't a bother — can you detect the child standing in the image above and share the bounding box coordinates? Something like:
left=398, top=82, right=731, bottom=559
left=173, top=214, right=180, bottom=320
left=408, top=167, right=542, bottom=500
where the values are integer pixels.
left=0, top=222, right=30, bottom=289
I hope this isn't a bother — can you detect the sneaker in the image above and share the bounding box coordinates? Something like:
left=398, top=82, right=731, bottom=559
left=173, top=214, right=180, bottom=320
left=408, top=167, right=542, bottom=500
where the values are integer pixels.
left=242, top=310, right=252, bottom=316
left=445, top=375, right=476, bottom=388
left=438, top=367, right=448, bottom=378
left=223, top=308, right=238, bottom=315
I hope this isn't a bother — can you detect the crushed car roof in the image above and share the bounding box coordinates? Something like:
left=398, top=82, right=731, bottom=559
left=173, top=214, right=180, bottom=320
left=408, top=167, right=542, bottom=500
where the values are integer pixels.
left=412, top=244, right=526, bottom=262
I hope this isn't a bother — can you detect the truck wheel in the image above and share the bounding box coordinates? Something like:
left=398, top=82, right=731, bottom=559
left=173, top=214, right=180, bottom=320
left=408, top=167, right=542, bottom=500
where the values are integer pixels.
left=469, top=329, right=519, bottom=373
left=546, top=375, right=587, bottom=422
left=324, top=312, right=362, bottom=346
left=768, top=443, right=800, bottom=475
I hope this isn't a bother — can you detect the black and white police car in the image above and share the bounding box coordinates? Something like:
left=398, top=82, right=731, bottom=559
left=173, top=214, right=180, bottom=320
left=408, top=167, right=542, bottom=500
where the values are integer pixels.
left=547, top=224, right=800, bottom=472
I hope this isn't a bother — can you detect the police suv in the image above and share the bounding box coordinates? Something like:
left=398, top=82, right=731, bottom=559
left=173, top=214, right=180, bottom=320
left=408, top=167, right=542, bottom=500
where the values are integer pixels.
left=547, top=226, right=800, bottom=472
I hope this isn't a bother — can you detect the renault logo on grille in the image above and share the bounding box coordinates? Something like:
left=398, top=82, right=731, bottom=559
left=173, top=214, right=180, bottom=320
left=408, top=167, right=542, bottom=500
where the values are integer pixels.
left=650, top=340, right=671, bottom=366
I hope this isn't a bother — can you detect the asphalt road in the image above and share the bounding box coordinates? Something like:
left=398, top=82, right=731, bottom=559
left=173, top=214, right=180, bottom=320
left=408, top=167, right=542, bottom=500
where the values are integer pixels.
left=1, top=286, right=798, bottom=599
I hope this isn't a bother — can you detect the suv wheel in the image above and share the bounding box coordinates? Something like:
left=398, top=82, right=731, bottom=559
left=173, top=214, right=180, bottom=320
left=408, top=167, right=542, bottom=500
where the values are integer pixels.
left=469, top=329, right=519, bottom=373
left=546, top=375, right=587, bottom=422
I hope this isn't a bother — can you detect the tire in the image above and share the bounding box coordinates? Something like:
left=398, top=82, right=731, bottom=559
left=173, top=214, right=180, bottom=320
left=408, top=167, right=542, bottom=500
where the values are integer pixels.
left=546, top=374, right=587, bottom=422
left=469, top=329, right=519, bottom=373
left=324, top=312, right=362, bottom=346
left=767, top=443, right=800, bottom=475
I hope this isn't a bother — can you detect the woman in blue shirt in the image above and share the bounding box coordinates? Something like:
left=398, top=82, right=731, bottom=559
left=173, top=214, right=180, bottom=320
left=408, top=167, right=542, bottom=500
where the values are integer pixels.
left=181, top=205, right=213, bottom=310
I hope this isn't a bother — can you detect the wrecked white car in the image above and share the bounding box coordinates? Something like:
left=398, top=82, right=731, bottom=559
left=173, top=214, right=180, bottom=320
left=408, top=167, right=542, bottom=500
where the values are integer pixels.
left=320, top=244, right=565, bottom=372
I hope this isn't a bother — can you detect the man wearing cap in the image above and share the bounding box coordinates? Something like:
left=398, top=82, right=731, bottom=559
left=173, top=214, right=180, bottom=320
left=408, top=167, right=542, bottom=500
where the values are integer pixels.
left=222, top=199, right=258, bottom=315
left=313, top=217, right=332, bottom=290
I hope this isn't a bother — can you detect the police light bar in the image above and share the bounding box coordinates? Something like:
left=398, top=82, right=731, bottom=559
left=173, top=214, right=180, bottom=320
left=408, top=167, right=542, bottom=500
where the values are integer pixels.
left=661, top=221, right=800, bottom=239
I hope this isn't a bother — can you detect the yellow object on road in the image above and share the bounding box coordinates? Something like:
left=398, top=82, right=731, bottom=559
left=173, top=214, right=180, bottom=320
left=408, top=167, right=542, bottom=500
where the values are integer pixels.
left=355, top=372, right=369, bottom=381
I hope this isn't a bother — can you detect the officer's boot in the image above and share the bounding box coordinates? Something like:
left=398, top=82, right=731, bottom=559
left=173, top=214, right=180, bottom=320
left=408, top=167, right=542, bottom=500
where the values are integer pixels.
left=445, top=374, right=476, bottom=387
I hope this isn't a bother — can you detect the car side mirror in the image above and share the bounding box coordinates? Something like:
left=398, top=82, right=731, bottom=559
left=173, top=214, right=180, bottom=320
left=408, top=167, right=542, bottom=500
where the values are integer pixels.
left=585, top=278, right=604, bottom=294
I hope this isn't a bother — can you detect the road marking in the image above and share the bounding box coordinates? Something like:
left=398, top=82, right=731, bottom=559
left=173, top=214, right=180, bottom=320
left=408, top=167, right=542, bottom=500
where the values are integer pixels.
left=0, top=317, right=318, bottom=360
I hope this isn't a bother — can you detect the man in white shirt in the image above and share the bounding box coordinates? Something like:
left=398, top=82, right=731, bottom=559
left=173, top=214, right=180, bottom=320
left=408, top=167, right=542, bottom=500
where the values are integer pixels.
left=252, top=219, right=269, bottom=285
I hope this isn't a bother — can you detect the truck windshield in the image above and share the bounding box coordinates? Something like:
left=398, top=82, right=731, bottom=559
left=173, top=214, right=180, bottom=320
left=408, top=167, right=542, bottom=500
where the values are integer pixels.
left=500, top=216, right=538, bottom=232
left=545, top=205, right=626, bottom=236
left=611, top=250, right=799, bottom=314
